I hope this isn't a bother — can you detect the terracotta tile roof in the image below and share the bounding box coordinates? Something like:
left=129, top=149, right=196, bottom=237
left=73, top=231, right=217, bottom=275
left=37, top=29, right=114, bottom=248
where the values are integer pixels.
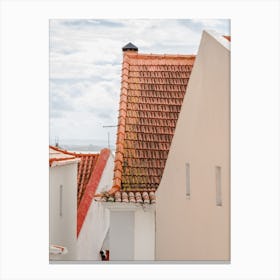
left=100, top=47, right=195, bottom=203
left=77, top=148, right=110, bottom=236
left=223, top=35, right=231, bottom=42
left=76, top=153, right=100, bottom=206
left=49, top=146, right=100, bottom=206
left=100, top=190, right=156, bottom=204
left=49, top=147, right=77, bottom=166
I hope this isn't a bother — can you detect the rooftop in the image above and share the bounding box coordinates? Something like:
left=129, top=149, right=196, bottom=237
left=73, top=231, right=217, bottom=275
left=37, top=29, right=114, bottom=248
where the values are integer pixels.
left=99, top=44, right=195, bottom=203
left=49, top=146, right=79, bottom=166
left=223, top=35, right=231, bottom=42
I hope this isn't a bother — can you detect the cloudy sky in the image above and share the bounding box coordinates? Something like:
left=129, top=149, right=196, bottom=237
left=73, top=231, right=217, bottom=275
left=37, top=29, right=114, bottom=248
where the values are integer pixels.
left=49, top=19, right=230, bottom=148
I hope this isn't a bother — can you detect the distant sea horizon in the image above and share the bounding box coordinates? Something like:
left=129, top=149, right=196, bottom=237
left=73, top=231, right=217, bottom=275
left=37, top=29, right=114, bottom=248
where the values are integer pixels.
left=49, top=138, right=116, bottom=153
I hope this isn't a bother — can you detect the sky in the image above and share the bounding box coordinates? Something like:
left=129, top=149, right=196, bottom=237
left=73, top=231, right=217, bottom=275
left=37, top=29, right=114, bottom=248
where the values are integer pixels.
left=49, top=19, right=230, bottom=148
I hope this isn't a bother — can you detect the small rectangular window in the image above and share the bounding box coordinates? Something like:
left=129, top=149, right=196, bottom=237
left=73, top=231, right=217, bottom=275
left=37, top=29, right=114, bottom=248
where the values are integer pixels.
left=216, top=166, right=222, bottom=206
left=59, top=185, right=63, bottom=216
left=186, top=163, right=190, bottom=198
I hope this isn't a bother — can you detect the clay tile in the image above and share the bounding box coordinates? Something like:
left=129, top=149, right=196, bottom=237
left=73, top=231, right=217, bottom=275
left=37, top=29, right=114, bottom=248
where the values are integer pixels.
left=113, top=177, right=121, bottom=188
left=108, top=196, right=115, bottom=202
left=128, top=192, right=136, bottom=203
left=149, top=191, right=156, bottom=203
left=115, top=191, right=122, bottom=202
left=122, top=192, right=128, bottom=203
left=135, top=192, right=143, bottom=203
left=142, top=192, right=150, bottom=204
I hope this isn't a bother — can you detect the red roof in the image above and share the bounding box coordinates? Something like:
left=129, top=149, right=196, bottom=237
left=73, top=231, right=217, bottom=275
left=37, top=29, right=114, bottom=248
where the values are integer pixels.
left=76, top=153, right=100, bottom=206
left=49, top=146, right=78, bottom=166
left=77, top=148, right=110, bottom=236
left=223, top=35, right=231, bottom=42
left=100, top=48, right=195, bottom=203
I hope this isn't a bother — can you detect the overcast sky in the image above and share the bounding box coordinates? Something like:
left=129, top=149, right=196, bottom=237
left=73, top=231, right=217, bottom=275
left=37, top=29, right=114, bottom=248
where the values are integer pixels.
left=49, top=19, right=230, bottom=148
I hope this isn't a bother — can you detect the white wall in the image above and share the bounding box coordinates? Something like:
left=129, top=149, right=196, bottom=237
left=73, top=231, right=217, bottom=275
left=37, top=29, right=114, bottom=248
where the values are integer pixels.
left=49, top=162, right=78, bottom=260
left=77, top=201, right=110, bottom=260
left=77, top=153, right=114, bottom=260
left=156, top=30, right=230, bottom=261
left=108, top=204, right=155, bottom=261
left=110, top=210, right=135, bottom=260
left=134, top=208, right=155, bottom=260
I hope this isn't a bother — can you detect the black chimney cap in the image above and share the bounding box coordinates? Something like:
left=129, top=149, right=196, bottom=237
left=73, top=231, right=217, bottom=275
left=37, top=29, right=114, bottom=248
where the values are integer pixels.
left=122, top=42, right=138, bottom=52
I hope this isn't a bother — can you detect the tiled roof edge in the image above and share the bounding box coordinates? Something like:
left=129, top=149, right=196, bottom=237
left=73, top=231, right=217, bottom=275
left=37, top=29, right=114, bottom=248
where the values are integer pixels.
left=111, top=53, right=130, bottom=193
left=49, top=145, right=99, bottom=157
left=49, top=156, right=77, bottom=167
left=126, top=53, right=196, bottom=60
left=223, top=35, right=231, bottom=42
left=77, top=148, right=110, bottom=237
left=204, top=30, right=230, bottom=51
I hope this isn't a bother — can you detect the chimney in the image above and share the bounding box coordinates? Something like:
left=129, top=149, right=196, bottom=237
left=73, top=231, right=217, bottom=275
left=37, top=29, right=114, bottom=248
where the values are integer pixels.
left=122, top=42, right=138, bottom=53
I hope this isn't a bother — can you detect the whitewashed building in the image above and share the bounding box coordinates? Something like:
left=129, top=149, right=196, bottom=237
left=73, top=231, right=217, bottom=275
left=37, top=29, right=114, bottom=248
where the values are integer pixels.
left=49, top=146, right=114, bottom=261
left=49, top=147, right=80, bottom=261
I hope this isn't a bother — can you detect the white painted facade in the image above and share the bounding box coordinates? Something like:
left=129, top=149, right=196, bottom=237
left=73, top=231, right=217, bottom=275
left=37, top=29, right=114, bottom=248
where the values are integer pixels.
left=105, top=203, right=155, bottom=261
left=49, top=159, right=79, bottom=261
left=156, top=30, right=230, bottom=260
left=77, top=153, right=114, bottom=260
left=134, top=208, right=155, bottom=260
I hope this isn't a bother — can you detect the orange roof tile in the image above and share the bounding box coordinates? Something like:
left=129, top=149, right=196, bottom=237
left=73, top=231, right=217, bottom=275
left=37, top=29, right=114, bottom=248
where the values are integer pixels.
left=223, top=35, right=231, bottom=42
left=49, top=147, right=77, bottom=166
left=77, top=148, right=110, bottom=236
left=101, top=46, right=195, bottom=203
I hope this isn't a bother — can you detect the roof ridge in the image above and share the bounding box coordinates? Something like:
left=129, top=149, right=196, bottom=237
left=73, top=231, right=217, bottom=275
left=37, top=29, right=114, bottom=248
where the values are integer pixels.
left=126, top=53, right=196, bottom=59
left=77, top=148, right=110, bottom=237
left=49, top=145, right=99, bottom=157
left=49, top=156, right=76, bottom=166
left=111, top=55, right=130, bottom=192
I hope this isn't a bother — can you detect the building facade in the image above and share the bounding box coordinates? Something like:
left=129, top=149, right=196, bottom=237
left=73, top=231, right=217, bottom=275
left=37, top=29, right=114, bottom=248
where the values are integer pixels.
left=49, top=147, right=80, bottom=260
left=156, top=30, right=231, bottom=261
left=49, top=146, right=113, bottom=261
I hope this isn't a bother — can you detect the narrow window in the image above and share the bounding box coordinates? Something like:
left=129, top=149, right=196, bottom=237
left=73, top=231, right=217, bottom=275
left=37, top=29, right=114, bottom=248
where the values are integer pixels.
left=216, top=166, right=222, bottom=206
left=59, top=185, right=63, bottom=217
left=186, top=163, right=190, bottom=198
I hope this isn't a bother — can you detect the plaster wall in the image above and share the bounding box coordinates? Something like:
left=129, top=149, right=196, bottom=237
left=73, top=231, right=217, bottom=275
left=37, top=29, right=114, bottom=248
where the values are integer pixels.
left=110, top=210, right=135, bottom=260
left=49, top=162, right=78, bottom=260
left=134, top=208, right=155, bottom=260
left=77, top=153, right=114, bottom=260
left=156, top=31, right=230, bottom=261
left=108, top=205, right=155, bottom=261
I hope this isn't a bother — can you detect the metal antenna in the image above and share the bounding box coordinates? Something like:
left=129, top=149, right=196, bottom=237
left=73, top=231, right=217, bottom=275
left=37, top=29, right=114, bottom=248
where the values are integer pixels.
left=55, top=136, right=59, bottom=147
left=102, top=125, right=117, bottom=149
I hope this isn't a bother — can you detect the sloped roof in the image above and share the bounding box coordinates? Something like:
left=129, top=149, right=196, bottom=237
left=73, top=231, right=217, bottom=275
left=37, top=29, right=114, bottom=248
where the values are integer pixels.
left=49, top=146, right=78, bottom=166
left=77, top=148, right=110, bottom=236
left=101, top=48, right=195, bottom=203
left=223, top=35, right=231, bottom=42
